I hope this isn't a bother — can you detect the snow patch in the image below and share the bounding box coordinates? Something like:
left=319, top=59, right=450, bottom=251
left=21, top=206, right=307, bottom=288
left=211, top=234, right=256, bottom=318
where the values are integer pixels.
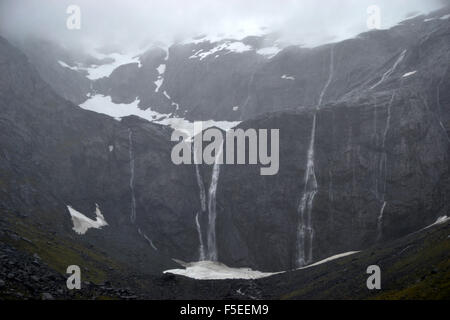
left=154, top=64, right=166, bottom=92
left=154, top=78, right=163, bottom=93
left=281, top=74, right=295, bottom=80
left=84, top=51, right=142, bottom=80
left=233, top=106, right=239, bottom=111
left=402, top=71, right=417, bottom=78
left=184, top=26, right=267, bottom=45
left=163, top=91, right=171, bottom=100
left=296, top=251, right=360, bottom=270
left=164, top=251, right=360, bottom=280
left=171, top=101, right=180, bottom=110
left=164, top=261, right=280, bottom=280
left=226, top=42, right=252, bottom=53
left=189, top=41, right=252, bottom=60
left=162, top=91, right=181, bottom=111
left=58, top=60, right=79, bottom=71
left=67, top=204, right=108, bottom=235
left=424, top=216, right=449, bottom=230
left=424, top=14, right=450, bottom=22
left=257, top=47, right=282, bottom=59
left=156, top=64, right=166, bottom=74
left=108, top=145, right=114, bottom=152
left=79, top=95, right=239, bottom=140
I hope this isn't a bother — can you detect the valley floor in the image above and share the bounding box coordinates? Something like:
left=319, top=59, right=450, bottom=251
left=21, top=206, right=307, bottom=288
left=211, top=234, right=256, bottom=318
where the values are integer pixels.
left=0, top=211, right=449, bottom=300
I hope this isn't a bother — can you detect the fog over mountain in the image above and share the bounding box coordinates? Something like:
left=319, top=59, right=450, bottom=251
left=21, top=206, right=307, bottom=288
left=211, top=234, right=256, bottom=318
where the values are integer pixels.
left=0, top=0, right=446, bottom=49
left=1, top=0, right=450, bottom=302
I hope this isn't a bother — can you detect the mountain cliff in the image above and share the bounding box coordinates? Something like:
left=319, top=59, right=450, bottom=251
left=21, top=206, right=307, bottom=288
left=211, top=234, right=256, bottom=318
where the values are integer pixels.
left=0, top=5, right=449, bottom=298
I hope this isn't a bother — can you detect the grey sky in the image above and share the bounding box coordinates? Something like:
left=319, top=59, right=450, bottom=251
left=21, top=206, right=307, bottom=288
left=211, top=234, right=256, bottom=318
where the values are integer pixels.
left=0, top=0, right=446, bottom=50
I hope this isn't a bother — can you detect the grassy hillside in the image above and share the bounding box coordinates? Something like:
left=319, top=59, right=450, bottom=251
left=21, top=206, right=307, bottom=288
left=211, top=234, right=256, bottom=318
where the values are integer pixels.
left=256, top=219, right=450, bottom=300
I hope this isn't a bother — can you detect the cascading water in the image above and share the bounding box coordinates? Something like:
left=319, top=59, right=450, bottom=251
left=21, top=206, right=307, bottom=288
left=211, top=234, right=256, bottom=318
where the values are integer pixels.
left=370, top=50, right=406, bottom=90
left=436, top=58, right=450, bottom=142
left=129, top=129, right=158, bottom=249
left=206, top=143, right=223, bottom=261
left=376, top=92, right=395, bottom=240
left=138, top=227, right=158, bottom=251
left=377, top=201, right=387, bottom=241
left=128, top=129, right=137, bottom=224
left=194, top=155, right=207, bottom=212
left=194, top=146, right=207, bottom=260
left=317, top=46, right=335, bottom=107
left=296, top=46, right=334, bottom=268
left=195, top=212, right=206, bottom=260
left=296, top=114, right=318, bottom=267
left=373, top=97, right=380, bottom=199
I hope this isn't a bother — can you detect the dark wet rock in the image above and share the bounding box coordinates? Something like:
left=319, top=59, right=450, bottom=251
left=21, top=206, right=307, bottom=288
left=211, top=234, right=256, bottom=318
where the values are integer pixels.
left=14, top=38, right=93, bottom=105
left=0, top=36, right=198, bottom=274
left=41, top=292, right=54, bottom=300
left=213, top=88, right=449, bottom=271
left=0, top=5, right=448, bottom=299
left=21, top=237, right=33, bottom=244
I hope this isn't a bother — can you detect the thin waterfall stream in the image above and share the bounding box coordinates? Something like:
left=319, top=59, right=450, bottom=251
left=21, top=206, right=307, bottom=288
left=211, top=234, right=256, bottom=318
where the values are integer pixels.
left=129, top=128, right=157, bottom=250
left=296, top=46, right=334, bottom=267
left=206, top=143, right=223, bottom=261
left=376, top=92, right=396, bottom=241
left=128, top=128, right=137, bottom=224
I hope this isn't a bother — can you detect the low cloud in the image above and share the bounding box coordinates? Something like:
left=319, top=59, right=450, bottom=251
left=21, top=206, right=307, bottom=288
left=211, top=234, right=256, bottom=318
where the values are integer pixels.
left=0, top=0, right=446, bottom=50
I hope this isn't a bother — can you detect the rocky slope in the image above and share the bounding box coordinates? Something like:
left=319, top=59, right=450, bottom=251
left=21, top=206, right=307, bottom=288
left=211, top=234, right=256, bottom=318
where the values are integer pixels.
left=192, top=8, right=450, bottom=271
left=213, top=91, right=449, bottom=271
left=257, top=218, right=450, bottom=300
left=2, top=212, right=448, bottom=300
left=0, top=5, right=449, bottom=296
left=0, top=36, right=202, bottom=275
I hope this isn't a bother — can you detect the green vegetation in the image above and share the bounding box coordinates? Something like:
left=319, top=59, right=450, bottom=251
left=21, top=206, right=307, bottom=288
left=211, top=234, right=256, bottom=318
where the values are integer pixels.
left=2, top=211, right=123, bottom=284
left=276, top=223, right=450, bottom=300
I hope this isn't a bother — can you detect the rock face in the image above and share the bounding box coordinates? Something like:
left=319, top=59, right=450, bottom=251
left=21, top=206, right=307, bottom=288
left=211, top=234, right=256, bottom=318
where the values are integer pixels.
left=16, top=38, right=94, bottom=105
left=0, top=5, right=449, bottom=278
left=0, top=240, right=142, bottom=299
left=191, top=8, right=450, bottom=271
left=22, top=6, right=450, bottom=130
left=214, top=91, right=449, bottom=271
left=0, top=37, right=200, bottom=274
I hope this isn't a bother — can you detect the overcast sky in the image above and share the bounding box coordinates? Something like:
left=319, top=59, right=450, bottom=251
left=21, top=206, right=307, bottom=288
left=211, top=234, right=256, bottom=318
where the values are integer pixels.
left=0, top=0, right=447, bottom=50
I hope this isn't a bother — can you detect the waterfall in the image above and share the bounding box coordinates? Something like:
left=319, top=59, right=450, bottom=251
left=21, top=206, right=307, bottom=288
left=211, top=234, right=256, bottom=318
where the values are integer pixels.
left=129, top=129, right=158, bottom=250
left=192, top=138, right=223, bottom=262
left=317, top=46, right=335, bottom=106
left=195, top=212, right=206, bottom=260
left=328, top=167, right=334, bottom=227
left=138, top=227, right=158, bottom=251
left=376, top=201, right=387, bottom=241
left=370, top=50, right=406, bottom=90
left=296, top=114, right=319, bottom=267
left=128, top=129, right=137, bottom=223
left=241, top=73, right=256, bottom=121
left=296, top=46, right=334, bottom=268
left=206, top=143, right=223, bottom=261
left=328, top=168, right=334, bottom=203
left=436, top=58, right=450, bottom=142
left=194, top=156, right=207, bottom=212
left=373, top=97, right=380, bottom=199
left=380, top=93, right=395, bottom=196
left=376, top=92, right=395, bottom=240
left=193, top=145, right=207, bottom=260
